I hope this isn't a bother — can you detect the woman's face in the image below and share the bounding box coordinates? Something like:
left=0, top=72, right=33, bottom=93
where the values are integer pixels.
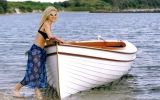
left=48, top=11, right=57, bottom=22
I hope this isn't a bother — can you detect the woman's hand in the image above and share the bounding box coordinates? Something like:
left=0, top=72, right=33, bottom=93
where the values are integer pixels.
left=51, top=36, right=64, bottom=44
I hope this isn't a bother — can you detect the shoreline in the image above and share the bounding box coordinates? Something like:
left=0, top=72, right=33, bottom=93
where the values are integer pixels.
left=1, top=8, right=160, bottom=16
left=90, top=8, right=160, bottom=13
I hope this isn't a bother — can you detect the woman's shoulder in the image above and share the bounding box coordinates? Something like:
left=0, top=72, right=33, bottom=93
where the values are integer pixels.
left=43, top=21, right=50, bottom=28
left=39, top=22, right=48, bottom=31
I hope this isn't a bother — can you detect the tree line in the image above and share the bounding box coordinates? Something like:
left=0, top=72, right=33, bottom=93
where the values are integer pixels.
left=64, top=0, right=160, bottom=11
left=0, top=0, right=7, bottom=13
left=0, top=0, right=160, bottom=14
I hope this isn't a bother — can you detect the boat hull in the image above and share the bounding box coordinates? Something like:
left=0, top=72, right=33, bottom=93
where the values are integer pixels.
left=45, top=40, right=137, bottom=98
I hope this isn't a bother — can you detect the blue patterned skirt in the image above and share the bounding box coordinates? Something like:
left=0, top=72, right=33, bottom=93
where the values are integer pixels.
left=20, top=44, right=47, bottom=88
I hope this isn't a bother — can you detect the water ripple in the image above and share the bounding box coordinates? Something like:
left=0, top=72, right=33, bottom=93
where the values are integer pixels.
left=0, top=12, right=160, bottom=100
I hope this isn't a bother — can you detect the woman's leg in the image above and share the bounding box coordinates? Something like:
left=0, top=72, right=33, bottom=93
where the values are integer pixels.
left=12, top=83, right=23, bottom=97
left=35, top=88, right=43, bottom=99
left=15, top=83, right=23, bottom=91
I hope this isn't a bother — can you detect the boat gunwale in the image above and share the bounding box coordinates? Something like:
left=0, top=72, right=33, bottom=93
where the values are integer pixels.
left=45, top=42, right=137, bottom=54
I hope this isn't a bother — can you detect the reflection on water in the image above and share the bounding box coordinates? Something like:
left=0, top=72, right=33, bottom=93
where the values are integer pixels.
left=0, top=12, right=160, bottom=100
left=0, top=75, right=135, bottom=100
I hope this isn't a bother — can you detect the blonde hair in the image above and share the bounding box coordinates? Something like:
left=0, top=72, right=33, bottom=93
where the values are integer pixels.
left=39, top=6, right=57, bottom=29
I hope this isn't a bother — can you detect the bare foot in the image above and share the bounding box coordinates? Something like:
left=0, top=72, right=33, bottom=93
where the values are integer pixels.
left=36, top=95, right=43, bottom=100
left=35, top=89, right=43, bottom=100
left=12, top=90, right=24, bottom=98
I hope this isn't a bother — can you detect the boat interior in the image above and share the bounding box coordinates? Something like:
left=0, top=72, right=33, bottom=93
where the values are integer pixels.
left=68, top=41, right=126, bottom=48
left=46, top=40, right=126, bottom=49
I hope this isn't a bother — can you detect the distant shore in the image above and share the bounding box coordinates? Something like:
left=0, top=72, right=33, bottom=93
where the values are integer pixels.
left=1, top=1, right=160, bottom=15
left=1, top=8, right=160, bottom=15
left=90, top=8, right=160, bottom=13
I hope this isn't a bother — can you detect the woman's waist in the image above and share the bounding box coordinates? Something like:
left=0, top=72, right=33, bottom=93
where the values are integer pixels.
left=34, top=41, right=45, bottom=49
left=34, top=38, right=46, bottom=49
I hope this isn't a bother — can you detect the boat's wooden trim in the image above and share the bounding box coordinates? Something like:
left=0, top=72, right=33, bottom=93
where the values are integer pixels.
left=47, top=52, right=135, bottom=62
left=67, top=41, right=126, bottom=47
left=45, top=43, right=137, bottom=54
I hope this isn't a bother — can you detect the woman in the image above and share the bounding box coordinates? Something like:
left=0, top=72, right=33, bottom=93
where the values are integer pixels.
left=12, top=6, right=63, bottom=99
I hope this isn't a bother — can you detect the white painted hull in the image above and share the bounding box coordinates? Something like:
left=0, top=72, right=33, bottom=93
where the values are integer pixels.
left=45, top=40, right=137, bottom=99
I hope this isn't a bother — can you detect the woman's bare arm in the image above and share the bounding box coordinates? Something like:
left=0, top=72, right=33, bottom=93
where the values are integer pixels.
left=44, top=23, right=64, bottom=43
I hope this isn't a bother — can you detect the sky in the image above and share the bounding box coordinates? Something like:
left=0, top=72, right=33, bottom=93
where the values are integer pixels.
left=7, top=0, right=67, bottom=3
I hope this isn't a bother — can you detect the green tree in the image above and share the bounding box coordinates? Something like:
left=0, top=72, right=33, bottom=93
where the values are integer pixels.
left=0, top=0, right=7, bottom=13
left=0, top=6, right=4, bottom=13
left=60, top=1, right=71, bottom=8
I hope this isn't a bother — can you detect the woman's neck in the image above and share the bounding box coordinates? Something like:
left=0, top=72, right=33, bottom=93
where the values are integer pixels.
left=46, top=20, right=53, bottom=25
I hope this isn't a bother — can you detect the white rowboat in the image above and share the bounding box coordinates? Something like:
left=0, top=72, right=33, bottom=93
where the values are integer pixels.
left=45, top=40, right=137, bottom=99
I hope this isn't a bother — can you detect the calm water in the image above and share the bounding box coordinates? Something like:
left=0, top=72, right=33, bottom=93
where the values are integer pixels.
left=0, top=12, right=160, bottom=100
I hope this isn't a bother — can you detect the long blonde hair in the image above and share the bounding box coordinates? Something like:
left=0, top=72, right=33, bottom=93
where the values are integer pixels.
left=39, top=6, right=57, bottom=29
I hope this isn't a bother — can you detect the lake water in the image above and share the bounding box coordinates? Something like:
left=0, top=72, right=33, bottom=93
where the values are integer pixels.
left=0, top=12, right=160, bottom=100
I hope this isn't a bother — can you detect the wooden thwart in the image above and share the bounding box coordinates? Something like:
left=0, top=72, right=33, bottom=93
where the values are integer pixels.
left=67, top=41, right=126, bottom=48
